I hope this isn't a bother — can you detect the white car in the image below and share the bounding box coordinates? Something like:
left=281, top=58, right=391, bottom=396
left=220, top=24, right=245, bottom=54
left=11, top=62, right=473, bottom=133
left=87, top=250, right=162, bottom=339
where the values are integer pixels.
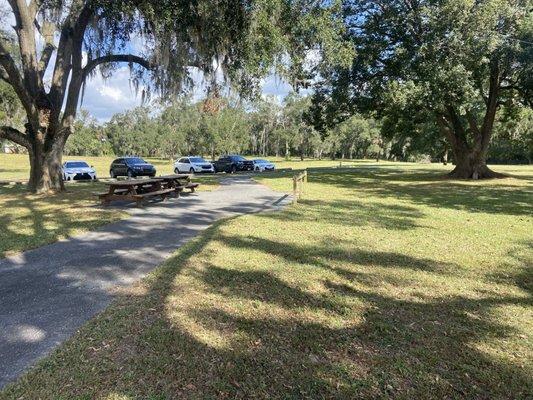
left=62, top=160, right=97, bottom=181
left=174, top=156, right=215, bottom=173
left=253, top=159, right=275, bottom=172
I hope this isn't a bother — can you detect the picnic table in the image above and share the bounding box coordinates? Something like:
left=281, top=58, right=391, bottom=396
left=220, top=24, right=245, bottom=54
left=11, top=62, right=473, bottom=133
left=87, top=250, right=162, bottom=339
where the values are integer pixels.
left=96, top=178, right=174, bottom=207
left=158, top=174, right=200, bottom=195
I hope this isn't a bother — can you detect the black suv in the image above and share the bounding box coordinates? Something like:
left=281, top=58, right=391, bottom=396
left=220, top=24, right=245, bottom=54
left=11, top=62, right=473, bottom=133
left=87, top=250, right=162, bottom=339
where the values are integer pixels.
left=212, top=155, right=255, bottom=173
left=109, top=157, right=156, bottom=178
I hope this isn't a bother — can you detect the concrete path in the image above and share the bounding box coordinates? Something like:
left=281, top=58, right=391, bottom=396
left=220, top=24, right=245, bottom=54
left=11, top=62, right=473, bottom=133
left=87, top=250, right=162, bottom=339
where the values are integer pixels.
left=0, top=176, right=289, bottom=389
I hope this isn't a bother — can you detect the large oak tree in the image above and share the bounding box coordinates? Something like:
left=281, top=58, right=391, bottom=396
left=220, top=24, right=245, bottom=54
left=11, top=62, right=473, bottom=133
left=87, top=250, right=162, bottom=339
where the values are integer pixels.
left=318, top=0, right=532, bottom=178
left=0, top=0, right=350, bottom=192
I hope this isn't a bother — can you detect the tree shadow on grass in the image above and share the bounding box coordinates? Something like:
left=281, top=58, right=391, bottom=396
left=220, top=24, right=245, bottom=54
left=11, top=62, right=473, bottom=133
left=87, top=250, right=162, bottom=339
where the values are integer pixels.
left=488, top=240, right=533, bottom=296
left=218, top=234, right=458, bottom=277
left=4, top=220, right=531, bottom=399
left=306, top=170, right=533, bottom=217
left=262, top=197, right=426, bottom=231
left=0, top=183, right=122, bottom=257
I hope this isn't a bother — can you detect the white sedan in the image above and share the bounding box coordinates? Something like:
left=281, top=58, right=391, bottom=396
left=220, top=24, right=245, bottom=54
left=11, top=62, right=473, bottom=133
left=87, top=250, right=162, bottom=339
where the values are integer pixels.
left=253, top=159, right=275, bottom=172
left=62, top=160, right=97, bottom=181
left=174, top=156, right=215, bottom=173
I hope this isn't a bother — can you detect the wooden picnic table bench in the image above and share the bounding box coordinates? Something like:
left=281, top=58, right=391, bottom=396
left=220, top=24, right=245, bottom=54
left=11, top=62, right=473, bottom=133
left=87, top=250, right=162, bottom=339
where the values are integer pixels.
left=97, top=178, right=173, bottom=207
left=158, top=174, right=200, bottom=195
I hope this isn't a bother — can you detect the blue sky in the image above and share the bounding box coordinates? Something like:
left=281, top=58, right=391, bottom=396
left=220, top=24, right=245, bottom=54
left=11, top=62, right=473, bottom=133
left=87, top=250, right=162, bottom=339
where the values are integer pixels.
left=81, top=67, right=296, bottom=122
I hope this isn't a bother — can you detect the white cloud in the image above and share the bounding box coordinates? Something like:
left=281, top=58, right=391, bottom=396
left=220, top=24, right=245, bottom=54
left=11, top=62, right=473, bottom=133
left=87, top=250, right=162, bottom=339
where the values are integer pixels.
left=97, top=85, right=126, bottom=102
left=80, top=67, right=146, bottom=122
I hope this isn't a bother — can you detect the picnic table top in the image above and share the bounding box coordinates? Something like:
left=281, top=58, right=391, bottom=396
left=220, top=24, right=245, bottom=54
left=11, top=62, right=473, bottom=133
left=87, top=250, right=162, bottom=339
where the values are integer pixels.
left=158, top=174, right=191, bottom=180
left=105, top=178, right=162, bottom=187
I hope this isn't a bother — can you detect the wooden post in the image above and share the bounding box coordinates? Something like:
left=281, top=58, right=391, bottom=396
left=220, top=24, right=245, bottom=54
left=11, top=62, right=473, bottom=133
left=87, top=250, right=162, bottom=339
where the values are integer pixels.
left=292, top=170, right=308, bottom=204
left=293, top=176, right=298, bottom=205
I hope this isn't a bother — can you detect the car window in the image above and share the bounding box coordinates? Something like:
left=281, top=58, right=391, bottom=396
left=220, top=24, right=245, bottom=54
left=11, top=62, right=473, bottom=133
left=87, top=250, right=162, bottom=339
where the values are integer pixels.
left=178, top=158, right=186, bottom=163
left=126, top=158, right=146, bottom=165
left=254, top=159, right=267, bottom=164
left=232, top=155, right=246, bottom=161
left=190, top=157, right=206, bottom=163
left=182, top=158, right=190, bottom=164
left=65, top=162, right=89, bottom=168
left=113, top=159, right=123, bottom=165
left=219, top=157, right=228, bottom=162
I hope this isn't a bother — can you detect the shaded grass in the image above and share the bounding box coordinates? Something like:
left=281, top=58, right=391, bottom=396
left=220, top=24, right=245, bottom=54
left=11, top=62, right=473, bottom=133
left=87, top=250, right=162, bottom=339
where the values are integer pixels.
left=0, top=183, right=125, bottom=258
left=1, top=165, right=532, bottom=399
left=0, top=177, right=218, bottom=258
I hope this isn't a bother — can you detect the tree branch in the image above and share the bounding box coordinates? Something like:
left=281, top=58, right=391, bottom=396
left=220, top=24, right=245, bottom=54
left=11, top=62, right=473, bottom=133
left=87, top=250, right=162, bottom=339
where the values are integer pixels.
left=8, top=0, right=41, bottom=95
left=0, top=125, right=31, bottom=148
left=39, top=42, right=55, bottom=78
left=0, top=36, right=36, bottom=119
left=51, top=2, right=93, bottom=130
left=83, top=54, right=154, bottom=78
left=49, top=1, right=92, bottom=111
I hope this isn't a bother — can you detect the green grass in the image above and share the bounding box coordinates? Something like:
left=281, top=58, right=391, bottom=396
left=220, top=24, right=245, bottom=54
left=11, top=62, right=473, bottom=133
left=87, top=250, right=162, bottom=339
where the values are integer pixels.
left=0, top=154, right=177, bottom=180
left=1, top=164, right=531, bottom=399
left=0, top=178, right=219, bottom=258
left=0, top=183, right=126, bottom=258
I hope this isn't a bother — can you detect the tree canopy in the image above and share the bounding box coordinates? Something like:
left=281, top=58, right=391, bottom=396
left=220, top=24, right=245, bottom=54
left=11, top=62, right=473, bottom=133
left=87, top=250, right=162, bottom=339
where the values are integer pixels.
left=314, top=0, right=532, bottom=178
left=0, top=0, right=351, bottom=192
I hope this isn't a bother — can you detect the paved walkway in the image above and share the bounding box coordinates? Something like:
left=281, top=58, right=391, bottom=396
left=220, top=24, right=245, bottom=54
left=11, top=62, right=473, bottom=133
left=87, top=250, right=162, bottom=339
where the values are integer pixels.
left=0, top=177, right=290, bottom=388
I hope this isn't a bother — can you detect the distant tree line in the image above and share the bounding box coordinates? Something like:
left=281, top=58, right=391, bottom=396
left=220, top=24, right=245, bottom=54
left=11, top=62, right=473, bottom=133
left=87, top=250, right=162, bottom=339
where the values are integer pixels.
left=3, top=79, right=531, bottom=164
left=63, top=94, right=385, bottom=161
left=60, top=92, right=531, bottom=164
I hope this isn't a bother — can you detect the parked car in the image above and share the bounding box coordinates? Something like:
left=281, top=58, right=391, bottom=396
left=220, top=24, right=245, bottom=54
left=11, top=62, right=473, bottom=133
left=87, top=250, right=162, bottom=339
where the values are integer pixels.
left=62, top=160, right=97, bottom=181
left=212, top=155, right=255, bottom=173
left=174, top=156, right=215, bottom=173
left=109, top=157, right=156, bottom=178
left=253, top=159, right=275, bottom=172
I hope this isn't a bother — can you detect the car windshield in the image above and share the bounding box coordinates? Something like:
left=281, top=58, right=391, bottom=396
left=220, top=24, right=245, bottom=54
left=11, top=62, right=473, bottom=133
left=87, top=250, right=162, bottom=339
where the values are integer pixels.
left=232, top=156, right=247, bottom=161
left=127, top=158, right=146, bottom=165
left=190, top=157, right=206, bottom=163
left=254, top=159, right=268, bottom=163
left=65, top=162, right=89, bottom=168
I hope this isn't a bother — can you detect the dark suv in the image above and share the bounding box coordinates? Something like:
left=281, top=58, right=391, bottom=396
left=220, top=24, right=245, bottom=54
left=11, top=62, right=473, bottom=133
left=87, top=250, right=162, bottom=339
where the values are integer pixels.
left=109, top=157, right=156, bottom=178
left=212, top=155, right=255, bottom=173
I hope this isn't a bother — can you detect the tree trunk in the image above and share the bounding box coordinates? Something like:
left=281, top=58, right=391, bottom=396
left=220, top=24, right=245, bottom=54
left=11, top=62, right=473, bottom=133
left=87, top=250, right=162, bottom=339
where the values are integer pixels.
left=28, top=135, right=65, bottom=193
left=285, top=139, right=290, bottom=160
left=448, top=148, right=503, bottom=179
left=440, top=112, right=504, bottom=179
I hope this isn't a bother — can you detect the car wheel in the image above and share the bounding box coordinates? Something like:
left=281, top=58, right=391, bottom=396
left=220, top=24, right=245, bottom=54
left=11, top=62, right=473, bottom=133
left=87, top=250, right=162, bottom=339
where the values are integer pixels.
left=110, top=170, right=115, bottom=179
left=255, top=166, right=260, bottom=172
left=189, top=167, right=195, bottom=174
left=127, top=169, right=134, bottom=179
left=174, top=167, right=180, bottom=174
left=231, top=165, right=237, bottom=174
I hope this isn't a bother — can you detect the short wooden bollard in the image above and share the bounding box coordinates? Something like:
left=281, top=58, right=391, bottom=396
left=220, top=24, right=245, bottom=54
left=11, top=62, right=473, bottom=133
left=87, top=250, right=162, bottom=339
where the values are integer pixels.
left=292, top=170, right=307, bottom=205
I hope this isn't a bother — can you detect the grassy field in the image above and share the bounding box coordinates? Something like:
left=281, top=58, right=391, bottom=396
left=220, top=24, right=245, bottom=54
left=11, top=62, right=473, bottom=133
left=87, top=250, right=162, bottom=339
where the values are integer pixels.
left=0, top=154, right=360, bottom=181
left=1, top=163, right=531, bottom=399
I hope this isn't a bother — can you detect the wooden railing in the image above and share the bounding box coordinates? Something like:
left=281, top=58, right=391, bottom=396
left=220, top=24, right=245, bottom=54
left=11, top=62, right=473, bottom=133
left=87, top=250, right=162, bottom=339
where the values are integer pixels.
left=292, top=170, right=307, bottom=204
